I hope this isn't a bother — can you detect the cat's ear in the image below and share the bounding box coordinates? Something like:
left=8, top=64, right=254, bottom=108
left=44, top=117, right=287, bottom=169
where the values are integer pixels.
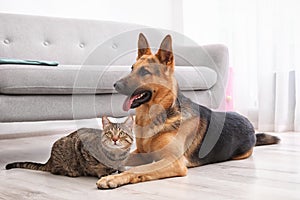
left=124, top=115, right=134, bottom=130
left=102, top=116, right=111, bottom=128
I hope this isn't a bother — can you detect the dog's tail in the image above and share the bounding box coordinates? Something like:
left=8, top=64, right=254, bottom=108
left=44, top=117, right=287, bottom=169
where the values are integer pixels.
left=255, top=133, right=280, bottom=146
left=6, top=161, right=50, bottom=171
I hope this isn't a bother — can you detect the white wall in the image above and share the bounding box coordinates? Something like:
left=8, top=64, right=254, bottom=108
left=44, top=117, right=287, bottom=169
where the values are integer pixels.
left=0, top=0, right=183, bottom=32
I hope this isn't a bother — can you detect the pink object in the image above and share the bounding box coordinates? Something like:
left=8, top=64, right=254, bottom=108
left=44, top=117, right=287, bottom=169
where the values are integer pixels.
left=225, top=67, right=234, bottom=111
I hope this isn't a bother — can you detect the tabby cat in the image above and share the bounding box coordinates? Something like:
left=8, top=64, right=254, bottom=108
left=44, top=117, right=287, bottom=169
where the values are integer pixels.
left=6, top=116, right=134, bottom=178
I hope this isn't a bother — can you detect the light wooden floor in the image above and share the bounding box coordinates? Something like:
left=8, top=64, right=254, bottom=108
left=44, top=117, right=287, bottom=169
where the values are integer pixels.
left=0, top=132, right=299, bottom=200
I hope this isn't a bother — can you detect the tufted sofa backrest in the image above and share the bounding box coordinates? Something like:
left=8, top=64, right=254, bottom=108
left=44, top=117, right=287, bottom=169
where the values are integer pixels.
left=0, top=13, right=228, bottom=79
left=0, top=13, right=153, bottom=65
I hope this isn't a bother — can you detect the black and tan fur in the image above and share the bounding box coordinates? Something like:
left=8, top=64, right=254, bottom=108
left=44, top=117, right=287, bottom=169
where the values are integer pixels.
left=6, top=116, right=134, bottom=178
left=96, top=33, right=280, bottom=189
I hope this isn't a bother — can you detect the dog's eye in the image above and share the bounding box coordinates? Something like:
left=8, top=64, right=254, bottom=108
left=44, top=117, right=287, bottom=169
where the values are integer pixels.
left=139, top=67, right=151, bottom=76
left=131, top=65, right=134, bottom=71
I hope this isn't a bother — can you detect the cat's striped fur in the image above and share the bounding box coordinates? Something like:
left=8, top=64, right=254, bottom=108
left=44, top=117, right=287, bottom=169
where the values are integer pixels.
left=6, top=116, right=134, bottom=178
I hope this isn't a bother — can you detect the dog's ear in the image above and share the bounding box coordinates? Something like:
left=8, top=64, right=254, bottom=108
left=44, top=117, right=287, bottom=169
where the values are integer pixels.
left=137, top=33, right=152, bottom=60
left=155, top=35, right=174, bottom=70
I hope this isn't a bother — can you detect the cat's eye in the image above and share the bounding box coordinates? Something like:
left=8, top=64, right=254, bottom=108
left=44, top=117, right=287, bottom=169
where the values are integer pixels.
left=105, top=131, right=112, bottom=137
left=119, top=131, right=126, bottom=137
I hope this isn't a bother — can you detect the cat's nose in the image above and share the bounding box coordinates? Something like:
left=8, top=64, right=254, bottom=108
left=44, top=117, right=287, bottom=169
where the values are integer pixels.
left=112, top=137, right=118, bottom=143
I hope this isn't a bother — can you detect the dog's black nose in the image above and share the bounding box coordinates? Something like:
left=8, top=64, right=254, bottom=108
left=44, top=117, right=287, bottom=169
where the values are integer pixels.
left=114, top=81, right=122, bottom=91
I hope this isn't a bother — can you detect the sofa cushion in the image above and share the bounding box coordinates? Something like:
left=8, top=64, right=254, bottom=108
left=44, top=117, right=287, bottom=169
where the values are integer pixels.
left=0, top=65, right=217, bottom=95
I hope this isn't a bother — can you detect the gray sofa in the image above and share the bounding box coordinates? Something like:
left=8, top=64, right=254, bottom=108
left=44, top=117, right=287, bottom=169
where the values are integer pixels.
left=0, top=13, right=229, bottom=123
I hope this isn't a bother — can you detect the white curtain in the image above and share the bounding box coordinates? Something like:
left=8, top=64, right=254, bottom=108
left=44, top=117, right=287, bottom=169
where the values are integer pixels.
left=182, top=0, right=300, bottom=132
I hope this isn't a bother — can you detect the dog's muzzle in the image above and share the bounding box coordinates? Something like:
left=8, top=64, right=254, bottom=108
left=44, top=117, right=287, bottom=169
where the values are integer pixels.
left=113, top=79, right=152, bottom=111
left=113, top=81, right=125, bottom=93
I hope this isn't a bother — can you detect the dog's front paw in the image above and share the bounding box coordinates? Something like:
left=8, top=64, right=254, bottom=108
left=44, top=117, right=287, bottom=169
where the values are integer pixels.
left=96, top=175, right=117, bottom=189
left=96, top=173, right=130, bottom=189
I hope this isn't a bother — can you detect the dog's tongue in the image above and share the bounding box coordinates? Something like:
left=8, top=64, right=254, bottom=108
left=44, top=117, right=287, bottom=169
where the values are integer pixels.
left=123, top=95, right=138, bottom=111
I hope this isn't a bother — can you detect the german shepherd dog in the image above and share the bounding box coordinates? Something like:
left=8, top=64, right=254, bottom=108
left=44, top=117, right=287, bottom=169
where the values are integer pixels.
left=96, top=33, right=280, bottom=189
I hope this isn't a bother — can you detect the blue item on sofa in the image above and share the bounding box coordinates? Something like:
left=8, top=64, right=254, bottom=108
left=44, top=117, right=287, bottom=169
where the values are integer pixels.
left=0, top=58, right=58, bottom=66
